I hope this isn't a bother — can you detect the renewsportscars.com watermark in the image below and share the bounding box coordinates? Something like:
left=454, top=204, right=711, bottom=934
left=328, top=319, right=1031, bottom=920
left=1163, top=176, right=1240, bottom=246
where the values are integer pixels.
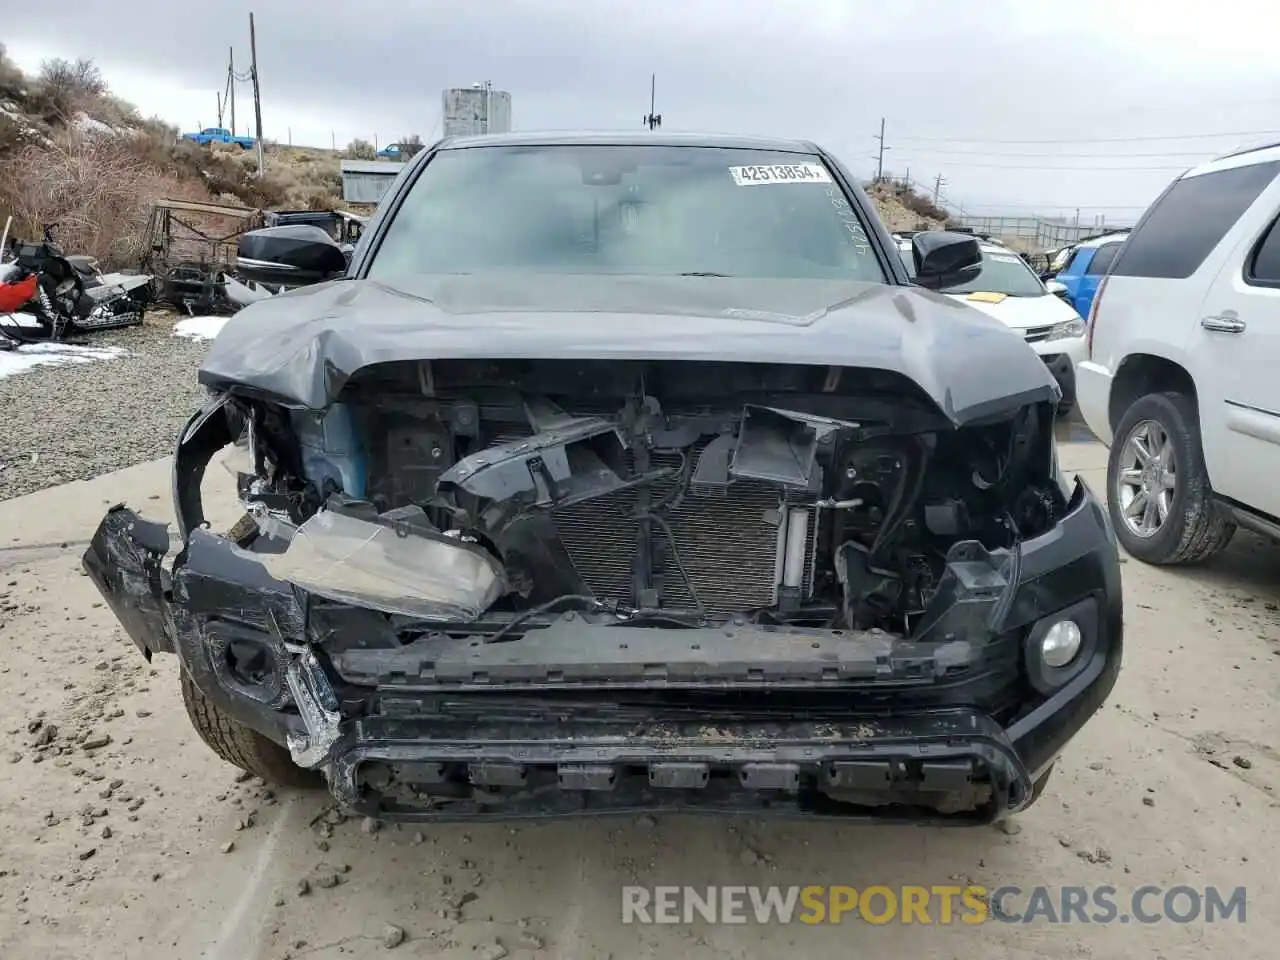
left=622, top=885, right=1247, bottom=925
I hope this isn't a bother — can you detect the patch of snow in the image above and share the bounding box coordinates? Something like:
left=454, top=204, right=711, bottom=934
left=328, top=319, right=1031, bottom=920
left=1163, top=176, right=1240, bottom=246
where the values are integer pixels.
left=0, top=341, right=127, bottom=381
left=73, top=112, right=118, bottom=137
left=172, top=315, right=231, bottom=341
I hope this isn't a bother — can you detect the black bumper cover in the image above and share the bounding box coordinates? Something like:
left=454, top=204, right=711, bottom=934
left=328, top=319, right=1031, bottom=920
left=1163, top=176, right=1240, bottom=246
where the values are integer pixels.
left=1041, top=353, right=1077, bottom=407
left=82, top=477, right=1122, bottom=824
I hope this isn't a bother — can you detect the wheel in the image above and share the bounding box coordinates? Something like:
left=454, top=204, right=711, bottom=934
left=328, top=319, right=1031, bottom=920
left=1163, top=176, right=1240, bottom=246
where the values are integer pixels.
left=179, top=669, right=321, bottom=788
left=1107, top=391, right=1235, bottom=564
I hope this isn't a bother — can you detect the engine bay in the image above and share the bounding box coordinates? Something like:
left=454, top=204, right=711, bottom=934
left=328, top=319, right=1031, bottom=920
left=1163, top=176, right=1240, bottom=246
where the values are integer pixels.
left=229, top=359, right=1065, bottom=636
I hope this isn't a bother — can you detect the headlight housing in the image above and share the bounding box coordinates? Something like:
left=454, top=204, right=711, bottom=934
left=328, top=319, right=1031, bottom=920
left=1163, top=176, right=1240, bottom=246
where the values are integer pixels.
left=1046, top=318, right=1086, bottom=341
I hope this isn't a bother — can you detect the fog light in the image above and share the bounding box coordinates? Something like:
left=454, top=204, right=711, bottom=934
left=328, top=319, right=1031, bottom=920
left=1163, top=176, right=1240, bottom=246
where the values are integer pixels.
left=1040, top=620, right=1082, bottom=668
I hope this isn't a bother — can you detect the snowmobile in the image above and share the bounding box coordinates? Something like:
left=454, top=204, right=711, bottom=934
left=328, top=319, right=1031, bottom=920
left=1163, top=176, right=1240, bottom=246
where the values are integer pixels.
left=0, top=224, right=153, bottom=342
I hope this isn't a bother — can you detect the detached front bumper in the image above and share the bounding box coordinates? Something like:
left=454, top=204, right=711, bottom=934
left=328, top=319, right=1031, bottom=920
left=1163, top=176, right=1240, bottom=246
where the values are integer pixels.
left=1031, top=337, right=1085, bottom=410
left=83, top=477, right=1122, bottom=824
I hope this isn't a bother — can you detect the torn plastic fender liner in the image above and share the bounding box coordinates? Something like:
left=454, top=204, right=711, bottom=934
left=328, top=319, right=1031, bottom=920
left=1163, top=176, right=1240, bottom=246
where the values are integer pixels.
left=174, top=393, right=237, bottom=540
left=82, top=507, right=175, bottom=660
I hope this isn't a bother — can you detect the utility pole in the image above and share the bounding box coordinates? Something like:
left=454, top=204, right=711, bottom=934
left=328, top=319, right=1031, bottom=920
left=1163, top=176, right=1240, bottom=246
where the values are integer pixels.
left=644, top=73, right=661, bottom=130
left=874, top=117, right=886, bottom=182
left=249, top=12, right=264, bottom=176
left=933, top=173, right=946, bottom=203
left=216, top=91, right=223, bottom=128
left=228, top=47, right=236, bottom=137
left=484, top=80, right=493, bottom=134
left=331, top=130, right=336, bottom=151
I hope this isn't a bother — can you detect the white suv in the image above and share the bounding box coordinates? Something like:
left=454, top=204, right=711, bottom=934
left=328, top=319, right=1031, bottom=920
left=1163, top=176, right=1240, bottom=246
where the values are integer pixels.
left=1077, top=143, right=1280, bottom=564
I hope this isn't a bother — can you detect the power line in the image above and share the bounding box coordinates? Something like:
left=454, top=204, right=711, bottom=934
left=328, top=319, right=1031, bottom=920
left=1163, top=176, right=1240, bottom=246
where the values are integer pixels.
left=896, top=146, right=1216, bottom=160
left=894, top=158, right=1189, bottom=171
left=894, top=128, right=1280, bottom=146
left=960, top=202, right=1148, bottom=210
left=1033, top=95, right=1280, bottom=120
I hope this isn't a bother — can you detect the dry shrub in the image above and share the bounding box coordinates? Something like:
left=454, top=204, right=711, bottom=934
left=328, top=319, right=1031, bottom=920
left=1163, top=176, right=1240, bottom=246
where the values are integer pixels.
left=898, top=189, right=948, bottom=225
left=27, top=57, right=106, bottom=124
left=346, top=138, right=375, bottom=160
left=398, top=134, right=425, bottom=158
left=92, top=93, right=141, bottom=130
left=0, top=128, right=208, bottom=268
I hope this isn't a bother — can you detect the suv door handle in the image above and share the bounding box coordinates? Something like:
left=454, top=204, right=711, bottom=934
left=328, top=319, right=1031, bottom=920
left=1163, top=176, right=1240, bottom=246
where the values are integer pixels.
left=1201, top=314, right=1247, bottom=333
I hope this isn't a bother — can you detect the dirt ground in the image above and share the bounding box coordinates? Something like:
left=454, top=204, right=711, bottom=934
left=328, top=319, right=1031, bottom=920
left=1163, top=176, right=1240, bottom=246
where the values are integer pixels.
left=0, top=436, right=1276, bottom=960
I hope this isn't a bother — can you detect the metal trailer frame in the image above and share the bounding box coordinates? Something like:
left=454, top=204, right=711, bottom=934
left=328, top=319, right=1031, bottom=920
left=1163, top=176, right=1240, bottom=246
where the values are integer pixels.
left=139, top=198, right=265, bottom=311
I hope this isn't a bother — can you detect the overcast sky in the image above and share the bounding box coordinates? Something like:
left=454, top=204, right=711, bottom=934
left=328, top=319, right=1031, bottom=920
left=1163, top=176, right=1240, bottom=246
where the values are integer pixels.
left=7, top=0, right=1280, bottom=224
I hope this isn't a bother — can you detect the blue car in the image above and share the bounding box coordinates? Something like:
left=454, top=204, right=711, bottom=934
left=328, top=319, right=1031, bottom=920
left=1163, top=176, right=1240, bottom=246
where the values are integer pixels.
left=1053, top=232, right=1128, bottom=321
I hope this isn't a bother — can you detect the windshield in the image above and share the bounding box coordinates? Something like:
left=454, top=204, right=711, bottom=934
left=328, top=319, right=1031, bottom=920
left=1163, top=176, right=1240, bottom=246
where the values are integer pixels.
left=897, top=244, right=1045, bottom=296
left=366, top=144, right=886, bottom=282
left=945, top=248, right=1045, bottom=296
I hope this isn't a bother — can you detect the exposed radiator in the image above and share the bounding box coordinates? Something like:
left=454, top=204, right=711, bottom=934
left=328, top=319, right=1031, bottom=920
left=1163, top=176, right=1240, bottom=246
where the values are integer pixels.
left=551, top=453, right=816, bottom=615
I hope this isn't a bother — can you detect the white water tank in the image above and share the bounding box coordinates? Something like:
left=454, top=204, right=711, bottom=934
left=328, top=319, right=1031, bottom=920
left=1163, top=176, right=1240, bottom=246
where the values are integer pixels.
left=442, top=87, right=512, bottom=138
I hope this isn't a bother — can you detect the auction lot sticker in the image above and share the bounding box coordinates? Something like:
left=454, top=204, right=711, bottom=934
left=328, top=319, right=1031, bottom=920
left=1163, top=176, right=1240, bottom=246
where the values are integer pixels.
left=729, top=163, right=833, bottom=186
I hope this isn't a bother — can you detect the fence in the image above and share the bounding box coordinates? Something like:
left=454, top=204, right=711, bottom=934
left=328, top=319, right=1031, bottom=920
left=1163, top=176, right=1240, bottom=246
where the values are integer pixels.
left=952, top=215, right=1134, bottom=250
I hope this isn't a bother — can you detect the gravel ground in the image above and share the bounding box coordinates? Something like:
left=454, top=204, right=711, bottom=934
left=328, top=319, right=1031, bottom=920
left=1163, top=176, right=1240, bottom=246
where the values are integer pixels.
left=0, top=312, right=209, bottom=501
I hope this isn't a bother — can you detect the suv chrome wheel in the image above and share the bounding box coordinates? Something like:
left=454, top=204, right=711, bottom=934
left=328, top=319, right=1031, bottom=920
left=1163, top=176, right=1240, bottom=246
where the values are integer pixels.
left=1116, top=418, right=1176, bottom=538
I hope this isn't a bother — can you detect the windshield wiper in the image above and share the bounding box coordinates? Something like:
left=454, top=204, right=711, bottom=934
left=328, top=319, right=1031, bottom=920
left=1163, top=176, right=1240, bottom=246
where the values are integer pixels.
left=679, top=271, right=733, bottom=277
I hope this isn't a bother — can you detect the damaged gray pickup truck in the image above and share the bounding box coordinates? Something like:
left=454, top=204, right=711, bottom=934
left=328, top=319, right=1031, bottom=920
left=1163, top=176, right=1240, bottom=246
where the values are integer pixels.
left=83, top=132, right=1122, bottom=824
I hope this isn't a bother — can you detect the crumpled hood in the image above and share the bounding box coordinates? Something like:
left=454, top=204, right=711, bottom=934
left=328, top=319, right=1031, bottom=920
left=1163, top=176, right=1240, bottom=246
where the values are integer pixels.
left=198, top=273, right=1058, bottom=423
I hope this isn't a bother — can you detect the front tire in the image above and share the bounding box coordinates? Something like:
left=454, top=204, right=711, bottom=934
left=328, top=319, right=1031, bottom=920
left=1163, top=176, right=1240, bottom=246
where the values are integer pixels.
left=1107, top=391, right=1234, bottom=564
left=180, top=670, right=320, bottom=788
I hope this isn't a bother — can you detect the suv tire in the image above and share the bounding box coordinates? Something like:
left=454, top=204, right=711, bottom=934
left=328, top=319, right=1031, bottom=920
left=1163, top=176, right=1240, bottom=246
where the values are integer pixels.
left=1107, top=391, right=1235, bottom=564
left=180, top=669, right=321, bottom=788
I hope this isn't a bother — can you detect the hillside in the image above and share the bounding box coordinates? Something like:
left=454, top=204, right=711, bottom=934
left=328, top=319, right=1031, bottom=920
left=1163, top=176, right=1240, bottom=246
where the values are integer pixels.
left=866, top=180, right=950, bottom=232
left=0, top=47, right=346, bottom=270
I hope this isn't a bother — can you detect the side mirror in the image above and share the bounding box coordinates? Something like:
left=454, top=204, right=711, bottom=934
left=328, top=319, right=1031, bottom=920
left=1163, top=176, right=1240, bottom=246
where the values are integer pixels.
left=910, top=231, right=983, bottom=291
left=1045, top=280, right=1073, bottom=304
left=236, top=225, right=348, bottom=290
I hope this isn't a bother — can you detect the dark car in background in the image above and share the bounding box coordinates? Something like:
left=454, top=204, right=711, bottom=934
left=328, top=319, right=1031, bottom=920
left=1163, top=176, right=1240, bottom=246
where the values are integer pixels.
left=83, top=132, right=1122, bottom=825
